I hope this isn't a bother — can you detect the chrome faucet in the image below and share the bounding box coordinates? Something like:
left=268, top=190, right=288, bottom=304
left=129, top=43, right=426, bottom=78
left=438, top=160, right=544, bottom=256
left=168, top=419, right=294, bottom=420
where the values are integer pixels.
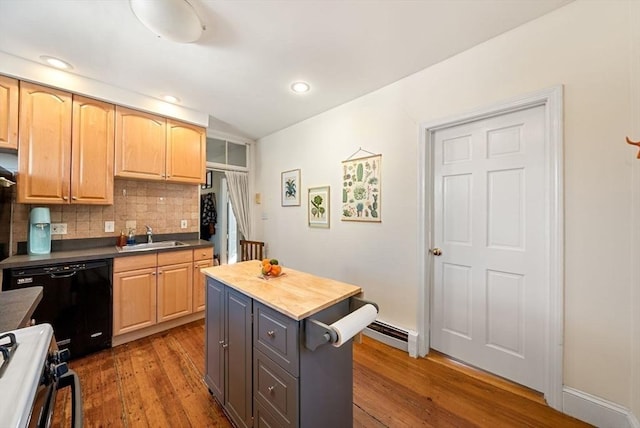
left=145, top=225, right=153, bottom=243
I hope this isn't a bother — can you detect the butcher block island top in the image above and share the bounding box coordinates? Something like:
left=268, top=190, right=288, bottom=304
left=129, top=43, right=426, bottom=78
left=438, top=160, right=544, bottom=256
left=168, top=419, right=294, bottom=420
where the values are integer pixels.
left=201, top=261, right=362, bottom=320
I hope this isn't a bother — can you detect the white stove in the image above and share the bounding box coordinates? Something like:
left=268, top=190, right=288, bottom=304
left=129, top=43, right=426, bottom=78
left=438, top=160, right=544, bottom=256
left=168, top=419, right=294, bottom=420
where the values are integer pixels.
left=0, top=324, right=82, bottom=428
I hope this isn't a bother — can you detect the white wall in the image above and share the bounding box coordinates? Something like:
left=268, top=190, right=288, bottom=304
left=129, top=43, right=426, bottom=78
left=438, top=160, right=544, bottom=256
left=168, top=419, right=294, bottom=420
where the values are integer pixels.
left=255, top=0, right=640, bottom=420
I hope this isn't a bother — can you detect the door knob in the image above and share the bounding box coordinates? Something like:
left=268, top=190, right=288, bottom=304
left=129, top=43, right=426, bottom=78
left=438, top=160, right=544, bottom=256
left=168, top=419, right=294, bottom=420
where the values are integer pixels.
left=432, top=248, right=443, bottom=256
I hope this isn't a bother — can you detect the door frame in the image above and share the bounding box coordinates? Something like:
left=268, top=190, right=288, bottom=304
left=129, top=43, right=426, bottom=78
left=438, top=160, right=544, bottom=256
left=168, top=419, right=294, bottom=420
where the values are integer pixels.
left=417, top=86, right=564, bottom=409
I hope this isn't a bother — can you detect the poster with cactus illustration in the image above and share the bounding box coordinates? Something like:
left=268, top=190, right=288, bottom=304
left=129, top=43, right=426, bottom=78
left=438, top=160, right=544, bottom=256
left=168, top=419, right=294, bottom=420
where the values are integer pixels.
left=281, top=169, right=301, bottom=206
left=308, top=186, right=330, bottom=228
left=341, top=154, right=381, bottom=222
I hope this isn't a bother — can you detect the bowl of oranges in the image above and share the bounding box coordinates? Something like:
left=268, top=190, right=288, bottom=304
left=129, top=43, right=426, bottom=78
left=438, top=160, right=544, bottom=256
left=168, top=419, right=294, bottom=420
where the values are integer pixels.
left=261, top=258, right=283, bottom=277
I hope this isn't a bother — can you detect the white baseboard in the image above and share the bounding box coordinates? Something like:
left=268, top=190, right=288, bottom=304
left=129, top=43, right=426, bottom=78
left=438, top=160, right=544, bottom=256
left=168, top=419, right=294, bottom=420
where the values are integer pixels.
left=563, top=386, right=639, bottom=428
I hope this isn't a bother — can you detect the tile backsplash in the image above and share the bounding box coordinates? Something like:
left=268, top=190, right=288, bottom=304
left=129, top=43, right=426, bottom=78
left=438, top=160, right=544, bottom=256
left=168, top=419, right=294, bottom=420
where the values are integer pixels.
left=11, top=179, right=200, bottom=253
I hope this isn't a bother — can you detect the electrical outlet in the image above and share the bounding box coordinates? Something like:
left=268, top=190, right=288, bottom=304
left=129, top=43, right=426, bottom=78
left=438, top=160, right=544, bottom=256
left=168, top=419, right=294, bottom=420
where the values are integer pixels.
left=180, top=220, right=188, bottom=229
left=104, top=221, right=115, bottom=233
left=51, top=223, right=67, bottom=235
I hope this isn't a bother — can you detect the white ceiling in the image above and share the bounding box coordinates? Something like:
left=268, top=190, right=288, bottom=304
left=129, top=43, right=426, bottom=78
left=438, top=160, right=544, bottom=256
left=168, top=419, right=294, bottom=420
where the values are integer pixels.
left=0, top=0, right=572, bottom=140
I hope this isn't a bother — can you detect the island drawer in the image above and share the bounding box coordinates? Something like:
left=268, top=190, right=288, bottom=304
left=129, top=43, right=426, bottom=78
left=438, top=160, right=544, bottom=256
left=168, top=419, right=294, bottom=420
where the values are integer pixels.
left=254, top=349, right=298, bottom=428
left=254, top=302, right=299, bottom=376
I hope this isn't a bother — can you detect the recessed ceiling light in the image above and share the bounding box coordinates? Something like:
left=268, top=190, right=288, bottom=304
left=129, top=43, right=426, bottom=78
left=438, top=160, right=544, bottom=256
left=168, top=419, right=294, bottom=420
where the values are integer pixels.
left=40, top=55, right=73, bottom=70
left=162, top=95, right=180, bottom=104
left=290, top=81, right=310, bottom=93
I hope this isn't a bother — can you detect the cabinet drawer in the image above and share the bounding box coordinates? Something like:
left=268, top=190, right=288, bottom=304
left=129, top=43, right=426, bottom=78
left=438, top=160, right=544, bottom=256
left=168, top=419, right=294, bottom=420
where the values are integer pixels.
left=114, top=254, right=156, bottom=272
left=193, top=246, right=213, bottom=261
left=254, top=350, right=298, bottom=428
left=254, top=302, right=299, bottom=376
left=158, top=249, right=192, bottom=265
left=255, top=399, right=290, bottom=428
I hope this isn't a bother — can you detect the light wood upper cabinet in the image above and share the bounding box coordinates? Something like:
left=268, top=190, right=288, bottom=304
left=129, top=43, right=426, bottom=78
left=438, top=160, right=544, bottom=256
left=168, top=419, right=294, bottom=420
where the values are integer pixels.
left=115, top=107, right=205, bottom=184
left=0, top=75, right=19, bottom=150
left=71, top=96, right=115, bottom=204
left=114, top=106, right=166, bottom=180
left=17, top=82, right=115, bottom=204
left=18, top=82, right=72, bottom=204
left=166, top=119, right=206, bottom=183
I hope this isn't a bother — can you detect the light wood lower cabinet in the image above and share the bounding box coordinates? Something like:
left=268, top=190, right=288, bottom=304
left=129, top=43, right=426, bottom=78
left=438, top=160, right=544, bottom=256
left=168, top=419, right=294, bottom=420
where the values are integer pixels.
left=113, top=254, right=157, bottom=336
left=157, top=250, right=193, bottom=323
left=113, top=247, right=214, bottom=336
left=193, top=247, right=214, bottom=312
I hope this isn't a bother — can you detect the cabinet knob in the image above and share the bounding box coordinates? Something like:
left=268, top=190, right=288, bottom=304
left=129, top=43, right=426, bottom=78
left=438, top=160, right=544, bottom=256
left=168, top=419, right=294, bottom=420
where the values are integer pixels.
left=267, top=386, right=275, bottom=394
left=71, top=196, right=77, bottom=200
left=222, top=343, right=228, bottom=349
left=267, top=330, right=276, bottom=338
left=62, top=196, right=68, bottom=201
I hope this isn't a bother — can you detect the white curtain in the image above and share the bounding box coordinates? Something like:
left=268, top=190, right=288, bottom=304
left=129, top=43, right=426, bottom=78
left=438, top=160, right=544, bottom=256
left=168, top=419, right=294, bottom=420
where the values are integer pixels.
left=224, top=171, right=252, bottom=240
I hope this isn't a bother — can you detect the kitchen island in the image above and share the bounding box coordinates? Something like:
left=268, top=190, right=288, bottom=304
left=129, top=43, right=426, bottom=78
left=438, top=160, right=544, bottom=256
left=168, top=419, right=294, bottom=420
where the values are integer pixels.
left=202, top=261, right=369, bottom=428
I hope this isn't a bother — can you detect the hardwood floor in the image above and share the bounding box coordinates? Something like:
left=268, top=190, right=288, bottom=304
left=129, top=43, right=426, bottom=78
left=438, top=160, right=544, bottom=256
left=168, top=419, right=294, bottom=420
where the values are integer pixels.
left=54, top=320, right=590, bottom=427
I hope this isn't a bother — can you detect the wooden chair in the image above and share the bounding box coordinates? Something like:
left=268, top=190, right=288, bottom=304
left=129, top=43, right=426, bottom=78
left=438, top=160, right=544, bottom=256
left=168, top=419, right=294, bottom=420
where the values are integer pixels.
left=239, top=240, right=265, bottom=261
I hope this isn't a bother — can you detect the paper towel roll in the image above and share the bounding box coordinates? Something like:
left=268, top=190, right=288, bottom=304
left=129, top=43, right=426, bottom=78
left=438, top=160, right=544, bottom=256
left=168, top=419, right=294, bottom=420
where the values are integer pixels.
left=330, top=303, right=378, bottom=347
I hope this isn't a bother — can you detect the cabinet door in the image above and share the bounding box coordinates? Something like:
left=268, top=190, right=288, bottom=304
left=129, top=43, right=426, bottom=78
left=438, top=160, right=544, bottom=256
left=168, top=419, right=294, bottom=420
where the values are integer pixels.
left=113, top=267, right=157, bottom=335
left=157, top=262, right=193, bottom=322
left=114, top=106, right=166, bottom=180
left=0, top=75, right=18, bottom=149
left=166, top=119, right=205, bottom=184
left=193, top=259, right=213, bottom=312
left=18, top=82, right=72, bottom=203
left=225, top=287, right=253, bottom=428
left=205, top=278, right=225, bottom=402
left=71, top=95, right=114, bottom=204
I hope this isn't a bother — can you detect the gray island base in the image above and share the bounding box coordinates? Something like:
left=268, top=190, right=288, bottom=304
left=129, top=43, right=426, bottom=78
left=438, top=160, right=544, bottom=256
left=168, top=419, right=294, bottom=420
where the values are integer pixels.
left=202, top=261, right=367, bottom=428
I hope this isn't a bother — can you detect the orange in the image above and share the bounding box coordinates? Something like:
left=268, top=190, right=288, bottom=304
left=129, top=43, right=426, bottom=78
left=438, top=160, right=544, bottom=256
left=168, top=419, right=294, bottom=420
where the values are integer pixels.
left=270, top=265, right=282, bottom=276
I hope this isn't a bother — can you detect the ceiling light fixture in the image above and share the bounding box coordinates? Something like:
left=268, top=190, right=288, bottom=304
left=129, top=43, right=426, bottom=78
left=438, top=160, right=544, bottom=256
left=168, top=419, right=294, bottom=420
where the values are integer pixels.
left=129, top=0, right=205, bottom=43
left=290, top=81, right=310, bottom=94
left=40, top=55, right=73, bottom=70
left=162, top=95, right=181, bottom=104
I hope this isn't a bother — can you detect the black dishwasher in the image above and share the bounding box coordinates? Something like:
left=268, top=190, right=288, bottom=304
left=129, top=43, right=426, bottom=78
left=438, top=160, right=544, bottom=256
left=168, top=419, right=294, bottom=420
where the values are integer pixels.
left=2, top=259, right=113, bottom=359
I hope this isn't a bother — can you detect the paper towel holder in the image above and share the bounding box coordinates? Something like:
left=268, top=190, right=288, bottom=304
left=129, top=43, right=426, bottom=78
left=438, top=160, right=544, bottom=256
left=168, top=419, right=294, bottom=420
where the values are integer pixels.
left=305, top=296, right=379, bottom=351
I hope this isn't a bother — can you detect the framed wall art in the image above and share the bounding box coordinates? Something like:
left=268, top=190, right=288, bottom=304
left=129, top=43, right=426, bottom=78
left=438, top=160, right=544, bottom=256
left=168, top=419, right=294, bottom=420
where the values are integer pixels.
left=281, top=169, right=301, bottom=206
left=341, top=153, right=381, bottom=222
left=308, top=186, right=330, bottom=228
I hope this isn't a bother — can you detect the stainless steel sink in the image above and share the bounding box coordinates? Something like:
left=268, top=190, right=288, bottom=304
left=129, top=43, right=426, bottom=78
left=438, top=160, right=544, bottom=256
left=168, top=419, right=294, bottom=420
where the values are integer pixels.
left=116, top=240, right=187, bottom=252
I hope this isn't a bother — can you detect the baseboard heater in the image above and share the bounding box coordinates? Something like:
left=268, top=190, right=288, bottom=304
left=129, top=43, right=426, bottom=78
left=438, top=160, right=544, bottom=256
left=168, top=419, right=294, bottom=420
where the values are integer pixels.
left=367, top=320, right=408, bottom=342
left=365, top=320, right=418, bottom=357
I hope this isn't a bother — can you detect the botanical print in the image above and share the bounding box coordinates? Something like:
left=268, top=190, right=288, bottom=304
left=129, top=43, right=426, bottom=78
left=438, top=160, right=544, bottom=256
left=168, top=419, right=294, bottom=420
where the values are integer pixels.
left=341, top=154, right=381, bottom=222
left=308, top=186, right=330, bottom=228
left=281, top=169, right=301, bottom=206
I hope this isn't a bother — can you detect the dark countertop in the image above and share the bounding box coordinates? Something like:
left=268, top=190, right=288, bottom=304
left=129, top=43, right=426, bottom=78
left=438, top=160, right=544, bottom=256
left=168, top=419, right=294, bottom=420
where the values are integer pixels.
left=0, top=287, right=43, bottom=332
left=0, top=239, right=213, bottom=270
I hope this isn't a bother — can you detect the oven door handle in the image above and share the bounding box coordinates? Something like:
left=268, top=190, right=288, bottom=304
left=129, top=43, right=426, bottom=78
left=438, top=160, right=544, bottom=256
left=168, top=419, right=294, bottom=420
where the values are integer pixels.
left=57, top=369, right=83, bottom=428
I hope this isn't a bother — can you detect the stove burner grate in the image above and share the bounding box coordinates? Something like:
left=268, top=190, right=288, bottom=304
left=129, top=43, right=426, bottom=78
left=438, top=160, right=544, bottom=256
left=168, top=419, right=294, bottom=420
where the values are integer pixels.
left=0, top=332, right=18, bottom=378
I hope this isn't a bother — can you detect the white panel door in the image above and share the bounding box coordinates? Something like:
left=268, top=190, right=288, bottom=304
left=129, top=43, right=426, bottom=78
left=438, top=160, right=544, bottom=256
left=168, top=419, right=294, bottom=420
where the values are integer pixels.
left=431, top=105, right=547, bottom=392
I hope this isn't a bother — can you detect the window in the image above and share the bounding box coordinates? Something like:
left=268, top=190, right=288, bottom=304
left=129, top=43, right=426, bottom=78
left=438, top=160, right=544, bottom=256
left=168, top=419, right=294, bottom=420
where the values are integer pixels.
left=206, top=138, right=247, bottom=168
